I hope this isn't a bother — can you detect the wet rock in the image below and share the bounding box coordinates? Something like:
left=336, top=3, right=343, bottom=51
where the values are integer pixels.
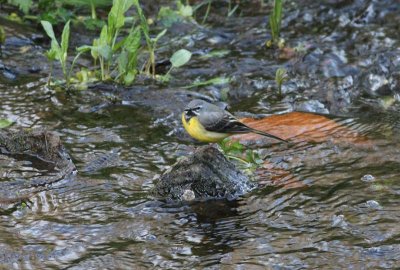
left=0, top=63, right=17, bottom=81
left=0, top=128, right=75, bottom=206
left=365, top=200, right=381, bottom=210
left=294, top=100, right=329, bottom=114
left=331, top=214, right=348, bottom=228
left=322, top=53, right=349, bottom=78
left=325, top=76, right=354, bottom=115
left=365, top=74, right=390, bottom=96
left=0, top=128, right=73, bottom=169
left=153, top=145, right=255, bottom=201
left=361, top=174, right=375, bottom=182
left=359, top=52, right=400, bottom=97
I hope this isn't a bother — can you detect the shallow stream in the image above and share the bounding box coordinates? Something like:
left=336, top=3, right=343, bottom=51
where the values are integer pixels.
left=1, top=1, right=399, bottom=268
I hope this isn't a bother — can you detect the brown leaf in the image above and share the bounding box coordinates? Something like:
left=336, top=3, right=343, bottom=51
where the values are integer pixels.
left=234, top=112, right=370, bottom=145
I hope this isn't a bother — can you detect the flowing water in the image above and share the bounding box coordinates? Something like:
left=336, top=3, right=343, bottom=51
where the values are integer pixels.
left=1, top=1, right=400, bottom=269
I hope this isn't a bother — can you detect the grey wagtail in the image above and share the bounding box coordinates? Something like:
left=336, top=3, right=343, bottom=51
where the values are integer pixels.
left=182, top=99, right=287, bottom=143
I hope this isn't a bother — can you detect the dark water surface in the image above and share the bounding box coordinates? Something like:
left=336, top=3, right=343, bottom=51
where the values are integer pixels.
left=1, top=0, right=400, bottom=269
left=1, top=82, right=399, bottom=269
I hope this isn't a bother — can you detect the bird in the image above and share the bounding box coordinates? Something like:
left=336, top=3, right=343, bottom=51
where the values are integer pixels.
left=181, top=99, right=287, bottom=143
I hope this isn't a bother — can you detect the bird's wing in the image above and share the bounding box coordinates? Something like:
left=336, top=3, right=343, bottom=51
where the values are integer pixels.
left=199, top=111, right=251, bottom=133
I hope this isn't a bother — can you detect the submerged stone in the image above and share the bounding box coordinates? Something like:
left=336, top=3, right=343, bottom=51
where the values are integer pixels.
left=361, top=174, right=375, bottom=182
left=153, top=145, right=255, bottom=201
left=0, top=128, right=73, bottom=169
left=295, top=100, right=330, bottom=114
left=0, top=128, right=75, bottom=206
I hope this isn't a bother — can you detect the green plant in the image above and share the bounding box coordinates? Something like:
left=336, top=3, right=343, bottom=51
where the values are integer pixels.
left=218, top=139, right=263, bottom=172
left=159, top=48, right=192, bottom=82
left=41, top=20, right=71, bottom=88
left=176, top=0, right=193, bottom=17
left=41, top=19, right=89, bottom=89
left=202, top=0, right=212, bottom=24
left=0, top=26, right=5, bottom=57
left=41, top=0, right=192, bottom=88
left=133, top=0, right=167, bottom=78
left=275, top=67, right=288, bottom=96
left=167, top=49, right=192, bottom=75
left=266, top=0, right=285, bottom=48
left=191, top=0, right=213, bottom=23
left=77, top=0, right=135, bottom=81
left=0, top=119, right=13, bottom=128
left=115, top=26, right=142, bottom=85
left=66, top=0, right=112, bottom=19
left=227, top=0, right=239, bottom=17
left=7, top=0, right=33, bottom=14
left=5, top=0, right=112, bottom=28
left=184, top=76, right=231, bottom=89
left=158, top=1, right=194, bottom=27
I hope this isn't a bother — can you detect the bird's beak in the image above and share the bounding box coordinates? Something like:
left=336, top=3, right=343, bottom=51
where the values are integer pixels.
left=184, top=109, right=193, bottom=122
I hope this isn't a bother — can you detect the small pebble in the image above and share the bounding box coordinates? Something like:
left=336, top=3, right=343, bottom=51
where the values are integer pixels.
left=365, top=200, right=381, bottom=209
left=331, top=214, right=347, bottom=228
left=182, top=189, right=195, bottom=201
left=361, top=174, right=375, bottom=182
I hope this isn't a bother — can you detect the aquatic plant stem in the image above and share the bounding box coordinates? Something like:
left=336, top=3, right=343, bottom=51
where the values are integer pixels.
left=99, top=57, right=105, bottom=81
left=202, top=0, right=212, bottom=24
left=225, top=154, right=252, bottom=165
left=66, top=51, right=85, bottom=89
left=90, top=1, right=96, bottom=19
left=47, top=61, right=53, bottom=86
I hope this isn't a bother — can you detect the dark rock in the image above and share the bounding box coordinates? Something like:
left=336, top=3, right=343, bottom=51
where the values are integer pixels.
left=0, top=129, right=73, bottom=170
left=0, top=128, right=76, bottom=203
left=153, top=145, right=255, bottom=201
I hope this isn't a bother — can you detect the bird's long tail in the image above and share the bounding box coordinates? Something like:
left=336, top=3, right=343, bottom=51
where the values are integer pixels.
left=250, top=128, right=287, bottom=142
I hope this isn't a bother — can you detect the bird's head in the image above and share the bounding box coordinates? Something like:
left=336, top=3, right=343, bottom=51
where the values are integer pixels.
left=183, top=99, right=205, bottom=122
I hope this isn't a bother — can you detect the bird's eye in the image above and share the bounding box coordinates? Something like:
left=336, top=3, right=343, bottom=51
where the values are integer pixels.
left=192, top=106, right=201, bottom=111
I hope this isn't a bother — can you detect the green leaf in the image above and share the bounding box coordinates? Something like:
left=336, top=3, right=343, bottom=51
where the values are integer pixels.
left=117, top=50, right=128, bottom=72
left=8, top=0, right=32, bottom=14
left=61, top=20, right=71, bottom=60
left=97, top=44, right=112, bottom=60
left=153, top=29, right=167, bottom=43
left=51, top=40, right=61, bottom=59
left=0, top=119, right=13, bottom=129
left=41, top=20, right=62, bottom=61
left=269, top=15, right=277, bottom=40
left=275, top=67, right=288, bottom=84
left=133, top=0, right=150, bottom=43
left=123, top=71, right=136, bottom=85
left=99, top=25, right=108, bottom=45
left=269, top=0, right=283, bottom=43
left=91, top=39, right=99, bottom=59
left=124, top=26, right=141, bottom=53
left=179, top=5, right=193, bottom=17
left=0, top=26, right=6, bottom=44
left=76, top=45, right=92, bottom=53
left=41, top=20, right=58, bottom=43
left=274, top=0, right=283, bottom=29
left=185, top=76, right=231, bottom=88
left=61, top=0, right=111, bottom=7
left=170, top=49, right=192, bottom=68
left=45, top=48, right=57, bottom=61
left=109, top=0, right=133, bottom=30
left=158, top=6, right=180, bottom=27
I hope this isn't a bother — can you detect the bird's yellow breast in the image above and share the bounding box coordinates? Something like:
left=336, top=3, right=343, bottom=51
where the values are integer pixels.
left=181, top=113, right=229, bottom=143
